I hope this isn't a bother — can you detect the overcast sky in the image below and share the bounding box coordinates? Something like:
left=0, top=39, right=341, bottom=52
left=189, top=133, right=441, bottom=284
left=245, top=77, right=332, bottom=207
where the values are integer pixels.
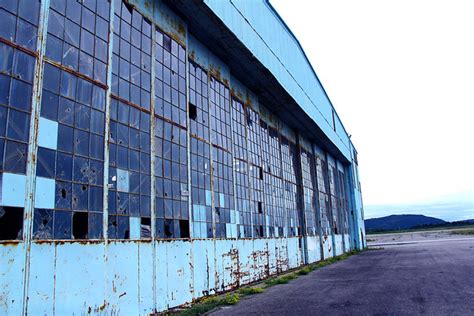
left=271, top=0, right=474, bottom=221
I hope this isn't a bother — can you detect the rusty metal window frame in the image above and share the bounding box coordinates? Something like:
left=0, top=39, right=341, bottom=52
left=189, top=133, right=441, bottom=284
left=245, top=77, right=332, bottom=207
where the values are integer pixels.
left=34, top=62, right=107, bottom=240
left=153, top=25, right=189, bottom=239
left=188, top=60, right=208, bottom=140
left=106, top=1, right=155, bottom=240
left=0, top=34, right=38, bottom=240
left=231, top=98, right=252, bottom=238
left=209, top=77, right=235, bottom=238
left=154, top=27, right=186, bottom=128
left=315, top=154, right=331, bottom=237
left=280, top=136, right=301, bottom=237
left=246, top=108, right=264, bottom=238
left=154, top=116, right=189, bottom=238
left=190, top=136, right=213, bottom=238
left=0, top=0, right=41, bottom=52
left=46, top=0, right=110, bottom=85
left=108, top=99, right=151, bottom=239
left=300, top=147, right=318, bottom=236
left=188, top=60, right=213, bottom=239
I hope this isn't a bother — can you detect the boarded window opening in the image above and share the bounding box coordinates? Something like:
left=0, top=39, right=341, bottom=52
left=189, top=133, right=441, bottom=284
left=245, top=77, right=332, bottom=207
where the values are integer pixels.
left=0, top=207, right=24, bottom=240
left=72, top=212, right=88, bottom=239
left=189, top=103, right=197, bottom=120
left=179, top=220, right=189, bottom=238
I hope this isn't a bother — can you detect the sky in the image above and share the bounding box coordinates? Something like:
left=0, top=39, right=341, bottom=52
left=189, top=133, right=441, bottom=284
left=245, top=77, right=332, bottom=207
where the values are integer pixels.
left=271, top=0, right=474, bottom=221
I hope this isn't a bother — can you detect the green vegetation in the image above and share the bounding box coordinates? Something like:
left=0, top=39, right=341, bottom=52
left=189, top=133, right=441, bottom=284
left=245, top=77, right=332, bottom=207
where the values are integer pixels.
left=238, top=287, right=264, bottom=295
left=176, top=297, right=223, bottom=316
left=451, top=228, right=474, bottom=236
left=367, top=224, right=474, bottom=235
left=174, top=249, right=366, bottom=315
left=223, top=293, right=240, bottom=305
left=264, top=273, right=298, bottom=286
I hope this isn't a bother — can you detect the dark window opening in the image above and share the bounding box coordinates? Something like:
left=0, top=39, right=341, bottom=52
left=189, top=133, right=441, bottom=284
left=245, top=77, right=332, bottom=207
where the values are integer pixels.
left=189, top=103, right=197, bottom=120
left=179, top=219, right=189, bottom=238
left=259, top=167, right=263, bottom=180
left=0, top=207, right=23, bottom=240
left=164, top=219, right=173, bottom=238
left=257, top=202, right=263, bottom=214
left=72, top=212, right=88, bottom=239
left=141, top=217, right=151, bottom=238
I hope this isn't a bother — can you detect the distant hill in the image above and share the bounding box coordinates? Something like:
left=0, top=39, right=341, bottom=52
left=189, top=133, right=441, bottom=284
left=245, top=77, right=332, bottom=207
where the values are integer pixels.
left=456, top=219, right=474, bottom=224
left=365, top=214, right=446, bottom=232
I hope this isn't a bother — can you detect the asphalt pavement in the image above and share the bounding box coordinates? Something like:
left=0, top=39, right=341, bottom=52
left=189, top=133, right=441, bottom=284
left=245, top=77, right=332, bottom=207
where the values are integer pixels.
left=211, top=239, right=474, bottom=315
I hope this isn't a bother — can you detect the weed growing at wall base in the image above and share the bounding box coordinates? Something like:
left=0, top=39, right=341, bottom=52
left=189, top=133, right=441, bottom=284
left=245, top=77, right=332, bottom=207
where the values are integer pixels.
left=172, top=249, right=366, bottom=315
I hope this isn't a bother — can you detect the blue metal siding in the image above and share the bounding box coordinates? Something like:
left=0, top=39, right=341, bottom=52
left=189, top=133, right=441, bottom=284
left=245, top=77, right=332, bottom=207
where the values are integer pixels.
left=203, top=0, right=351, bottom=159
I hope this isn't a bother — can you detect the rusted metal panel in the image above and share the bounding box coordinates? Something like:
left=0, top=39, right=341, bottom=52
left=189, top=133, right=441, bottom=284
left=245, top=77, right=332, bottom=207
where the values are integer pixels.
left=54, top=243, right=106, bottom=315
left=287, top=237, right=301, bottom=269
left=344, top=234, right=351, bottom=252
left=334, top=234, right=344, bottom=256
left=237, top=239, right=253, bottom=286
left=166, top=241, right=193, bottom=308
left=252, top=239, right=269, bottom=282
left=27, top=243, right=55, bottom=315
left=154, top=242, right=168, bottom=312
left=274, top=238, right=289, bottom=273
left=106, top=242, right=140, bottom=315
left=191, top=239, right=215, bottom=298
left=138, top=243, right=155, bottom=315
left=306, top=236, right=322, bottom=264
left=266, top=238, right=278, bottom=275
left=321, top=234, right=333, bottom=259
left=0, top=244, right=25, bottom=315
left=229, top=74, right=259, bottom=111
left=215, top=240, right=239, bottom=291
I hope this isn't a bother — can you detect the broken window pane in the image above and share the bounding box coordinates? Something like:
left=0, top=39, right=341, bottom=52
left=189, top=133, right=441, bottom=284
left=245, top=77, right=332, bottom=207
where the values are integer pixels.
left=72, top=212, right=88, bottom=239
left=108, top=100, right=150, bottom=239
left=9, top=79, right=32, bottom=112
left=4, top=140, right=28, bottom=173
left=43, top=64, right=61, bottom=94
left=0, top=0, right=40, bottom=51
left=7, top=108, right=30, bottom=142
left=33, top=208, right=53, bottom=239
left=300, top=147, right=318, bottom=236
left=46, top=0, right=110, bottom=84
left=53, top=210, right=72, bottom=239
left=36, top=147, right=56, bottom=178
left=0, top=207, right=24, bottom=240
left=33, top=64, right=106, bottom=240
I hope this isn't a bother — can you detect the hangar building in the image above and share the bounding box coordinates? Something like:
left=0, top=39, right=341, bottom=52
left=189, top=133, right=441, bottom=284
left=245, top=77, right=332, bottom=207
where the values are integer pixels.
left=0, top=0, right=366, bottom=314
